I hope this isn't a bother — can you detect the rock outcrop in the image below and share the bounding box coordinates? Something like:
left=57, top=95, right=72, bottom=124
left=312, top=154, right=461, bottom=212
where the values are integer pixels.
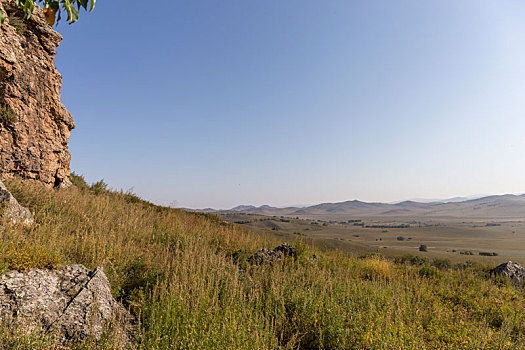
left=0, top=178, right=32, bottom=224
left=0, top=1, right=74, bottom=187
left=490, top=261, right=525, bottom=284
left=249, top=243, right=297, bottom=265
left=0, top=265, right=134, bottom=347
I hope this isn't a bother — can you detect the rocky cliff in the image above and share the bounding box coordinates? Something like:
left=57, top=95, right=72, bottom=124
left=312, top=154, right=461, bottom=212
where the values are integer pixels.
left=0, top=1, right=74, bottom=187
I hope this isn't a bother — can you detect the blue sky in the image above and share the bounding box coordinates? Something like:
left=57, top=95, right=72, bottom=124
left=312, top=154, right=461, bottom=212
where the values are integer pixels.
left=55, top=0, right=525, bottom=209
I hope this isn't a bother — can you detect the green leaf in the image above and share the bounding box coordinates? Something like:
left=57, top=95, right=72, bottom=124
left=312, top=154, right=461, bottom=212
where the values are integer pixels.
left=11, top=0, right=93, bottom=26
left=63, top=0, right=79, bottom=24
left=49, top=2, right=60, bottom=12
left=0, top=10, right=4, bottom=26
left=78, top=0, right=88, bottom=11
left=23, top=0, right=35, bottom=19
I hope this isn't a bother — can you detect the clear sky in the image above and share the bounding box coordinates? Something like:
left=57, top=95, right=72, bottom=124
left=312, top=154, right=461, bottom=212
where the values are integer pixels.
left=55, top=0, right=525, bottom=209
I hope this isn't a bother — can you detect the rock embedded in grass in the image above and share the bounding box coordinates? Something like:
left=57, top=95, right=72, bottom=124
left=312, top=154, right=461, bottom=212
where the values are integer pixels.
left=249, top=248, right=284, bottom=265
left=490, top=261, right=525, bottom=284
left=0, top=179, right=33, bottom=225
left=273, top=242, right=296, bottom=257
left=0, top=264, right=134, bottom=347
left=248, top=243, right=297, bottom=265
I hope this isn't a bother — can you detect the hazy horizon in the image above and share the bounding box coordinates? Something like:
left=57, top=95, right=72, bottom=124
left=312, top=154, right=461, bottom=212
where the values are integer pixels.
left=54, top=0, right=525, bottom=209
left=182, top=192, right=525, bottom=210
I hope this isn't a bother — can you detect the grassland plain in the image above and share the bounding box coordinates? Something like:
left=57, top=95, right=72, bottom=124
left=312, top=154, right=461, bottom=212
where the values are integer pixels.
left=219, top=213, right=525, bottom=265
left=0, top=177, right=524, bottom=349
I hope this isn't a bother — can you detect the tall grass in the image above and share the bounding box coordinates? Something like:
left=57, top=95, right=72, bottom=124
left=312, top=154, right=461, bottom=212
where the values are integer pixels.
left=1, top=178, right=524, bottom=349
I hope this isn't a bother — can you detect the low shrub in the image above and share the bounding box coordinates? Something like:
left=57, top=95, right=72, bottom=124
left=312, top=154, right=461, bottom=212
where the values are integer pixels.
left=0, top=105, right=17, bottom=126
left=431, top=258, right=451, bottom=270
left=1, top=243, right=62, bottom=271
left=70, top=172, right=90, bottom=190
left=419, top=265, right=440, bottom=279
left=395, top=254, right=429, bottom=266
left=90, top=179, right=110, bottom=195
left=479, top=252, right=498, bottom=257
left=358, top=257, right=394, bottom=281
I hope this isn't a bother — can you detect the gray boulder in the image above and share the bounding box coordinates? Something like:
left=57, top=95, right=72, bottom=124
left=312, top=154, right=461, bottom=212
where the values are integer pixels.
left=249, top=248, right=284, bottom=265
left=0, top=179, right=33, bottom=225
left=0, top=265, right=134, bottom=347
left=490, top=261, right=525, bottom=284
left=249, top=243, right=297, bottom=265
left=273, top=242, right=296, bottom=257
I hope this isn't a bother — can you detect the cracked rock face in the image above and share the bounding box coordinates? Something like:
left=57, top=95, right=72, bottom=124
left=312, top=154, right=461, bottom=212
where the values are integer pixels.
left=0, top=178, right=32, bottom=224
left=0, top=265, right=134, bottom=347
left=0, top=0, right=74, bottom=187
left=490, top=261, right=525, bottom=284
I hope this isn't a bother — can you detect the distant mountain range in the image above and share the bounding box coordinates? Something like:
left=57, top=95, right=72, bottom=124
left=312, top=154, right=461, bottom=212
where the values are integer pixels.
left=197, top=194, right=525, bottom=219
left=229, top=204, right=278, bottom=212
left=390, top=195, right=487, bottom=204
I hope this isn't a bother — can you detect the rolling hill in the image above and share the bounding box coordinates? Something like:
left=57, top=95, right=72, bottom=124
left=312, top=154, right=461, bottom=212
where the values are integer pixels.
left=204, top=194, right=525, bottom=219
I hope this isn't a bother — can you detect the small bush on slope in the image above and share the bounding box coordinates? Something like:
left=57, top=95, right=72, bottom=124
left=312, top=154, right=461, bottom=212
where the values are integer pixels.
left=0, top=105, right=17, bottom=126
left=1, top=178, right=524, bottom=349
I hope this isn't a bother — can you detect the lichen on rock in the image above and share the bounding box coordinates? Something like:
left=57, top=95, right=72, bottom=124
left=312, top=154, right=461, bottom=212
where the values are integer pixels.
left=490, top=261, right=525, bottom=284
left=0, top=265, right=135, bottom=347
left=0, top=178, right=33, bottom=224
left=0, top=0, right=74, bottom=187
left=248, top=243, right=297, bottom=265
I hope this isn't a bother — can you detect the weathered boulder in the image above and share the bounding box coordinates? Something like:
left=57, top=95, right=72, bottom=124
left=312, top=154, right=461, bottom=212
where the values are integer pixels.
left=249, top=248, right=284, bottom=265
left=0, top=0, right=74, bottom=187
left=0, top=265, right=134, bottom=347
left=490, top=261, right=525, bottom=284
left=249, top=243, right=297, bottom=265
left=274, top=242, right=296, bottom=257
left=0, top=178, right=32, bottom=224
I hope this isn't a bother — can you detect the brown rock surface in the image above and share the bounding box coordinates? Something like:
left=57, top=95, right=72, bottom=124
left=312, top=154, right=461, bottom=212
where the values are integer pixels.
left=0, top=0, right=74, bottom=187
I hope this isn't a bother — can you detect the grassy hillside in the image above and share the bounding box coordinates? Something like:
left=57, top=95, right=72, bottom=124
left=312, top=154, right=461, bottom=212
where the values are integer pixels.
left=1, top=177, right=524, bottom=349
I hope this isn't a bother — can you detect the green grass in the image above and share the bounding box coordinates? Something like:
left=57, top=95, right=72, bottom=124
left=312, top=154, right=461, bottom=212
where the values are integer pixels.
left=0, top=105, right=17, bottom=126
left=0, top=178, right=524, bottom=349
